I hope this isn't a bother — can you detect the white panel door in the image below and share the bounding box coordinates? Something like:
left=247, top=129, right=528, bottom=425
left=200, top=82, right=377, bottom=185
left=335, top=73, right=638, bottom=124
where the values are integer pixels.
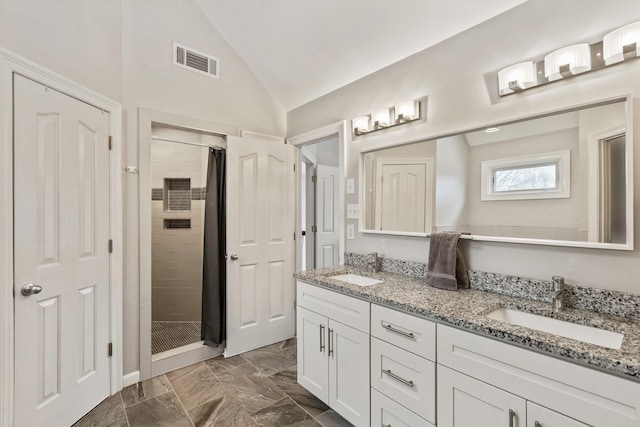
left=226, top=136, right=295, bottom=356
left=328, top=319, right=370, bottom=427
left=13, top=75, right=111, bottom=426
left=296, top=307, right=329, bottom=404
left=315, top=164, right=339, bottom=268
left=437, top=366, right=526, bottom=427
left=375, top=159, right=433, bottom=233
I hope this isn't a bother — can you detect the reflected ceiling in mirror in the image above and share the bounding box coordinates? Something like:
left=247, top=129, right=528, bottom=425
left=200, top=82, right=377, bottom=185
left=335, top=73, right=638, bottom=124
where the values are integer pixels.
left=360, top=97, right=633, bottom=249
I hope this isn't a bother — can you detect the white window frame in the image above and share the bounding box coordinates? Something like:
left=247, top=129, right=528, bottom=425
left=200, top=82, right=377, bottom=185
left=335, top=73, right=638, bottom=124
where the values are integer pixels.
left=481, top=150, right=571, bottom=201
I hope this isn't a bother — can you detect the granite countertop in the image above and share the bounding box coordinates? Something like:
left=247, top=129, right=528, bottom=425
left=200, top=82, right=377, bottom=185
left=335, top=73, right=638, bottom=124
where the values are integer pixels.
left=294, top=265, right=640, bottom=383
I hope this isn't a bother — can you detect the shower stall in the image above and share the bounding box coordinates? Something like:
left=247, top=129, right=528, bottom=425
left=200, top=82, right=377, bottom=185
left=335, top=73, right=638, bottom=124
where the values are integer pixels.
left=148, top=124, right=226, bottom=357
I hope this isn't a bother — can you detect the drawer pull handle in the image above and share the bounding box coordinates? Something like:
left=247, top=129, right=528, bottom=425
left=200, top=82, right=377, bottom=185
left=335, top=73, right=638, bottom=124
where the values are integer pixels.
left=382, top=369, right=414, bottom=388
left=509, top=409, right=516, bottom=427
left=382, top=424, right=391, bottom=427
left=382, top=323, right=415, bottom=339
left=328, top=328, right=334, bottom=357
left=534, top=422, right=542, bottom=427
left=320, top=324, right=325, bottom=352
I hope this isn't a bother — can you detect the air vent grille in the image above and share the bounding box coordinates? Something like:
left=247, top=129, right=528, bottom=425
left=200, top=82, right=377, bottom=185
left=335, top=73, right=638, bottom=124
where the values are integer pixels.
left=173, top=42, right=219, bottom=79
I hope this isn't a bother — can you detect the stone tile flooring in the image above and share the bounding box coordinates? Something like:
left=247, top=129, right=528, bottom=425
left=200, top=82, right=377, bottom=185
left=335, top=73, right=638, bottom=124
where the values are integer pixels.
left=74, top=338, right=353, bottom=427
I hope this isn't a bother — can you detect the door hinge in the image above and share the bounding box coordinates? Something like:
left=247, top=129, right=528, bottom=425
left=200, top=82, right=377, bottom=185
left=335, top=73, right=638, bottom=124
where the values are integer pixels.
left=108, top=136, right=112, bottom=150
left=108, top=342, right=113, bottom=357
left=293, top=232, right=296, bottom=241
left=293, top=164, right=296, bottom=172
left=108, top=239, right=113, bottom=253
left=312, top=175, right=317, bottom=183
left=311, top=225, right=317, bottom=233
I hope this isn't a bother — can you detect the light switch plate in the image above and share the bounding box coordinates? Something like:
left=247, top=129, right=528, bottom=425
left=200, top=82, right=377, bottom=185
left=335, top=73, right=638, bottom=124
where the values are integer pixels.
left=347, top=224, right=355, bottom=239
left=346, top=178, right=355, bottom=194
left=347, top=204, right=360, bottom=219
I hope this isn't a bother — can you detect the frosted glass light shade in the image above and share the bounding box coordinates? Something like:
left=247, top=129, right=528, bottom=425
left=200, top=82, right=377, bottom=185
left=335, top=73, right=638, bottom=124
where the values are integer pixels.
left=372, top=109, right=391, bottom=128
left=544, top=43, right=591, bottom=81
left=352, top=116, right=371, bottom=135
left=394, top=100, right=420, bottom=121
left=498, top=61, right=536, bottom=95
left=603, top=21, right=640, bottom=65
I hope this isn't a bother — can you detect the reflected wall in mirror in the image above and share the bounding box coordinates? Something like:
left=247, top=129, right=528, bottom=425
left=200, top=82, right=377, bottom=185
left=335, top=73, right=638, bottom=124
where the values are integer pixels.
left=360, top=97, right=632, bottom=248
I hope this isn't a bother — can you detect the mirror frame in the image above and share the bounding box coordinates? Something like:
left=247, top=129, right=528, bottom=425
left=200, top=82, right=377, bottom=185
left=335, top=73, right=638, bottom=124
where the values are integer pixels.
left=358, top=94, right=634, bottom=250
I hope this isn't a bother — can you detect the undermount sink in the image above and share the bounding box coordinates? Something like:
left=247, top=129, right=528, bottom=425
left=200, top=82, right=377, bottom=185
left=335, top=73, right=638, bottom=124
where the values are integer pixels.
left=486, top=307, right=624, bottom=349
left=330, top=273, right=384, bottom=287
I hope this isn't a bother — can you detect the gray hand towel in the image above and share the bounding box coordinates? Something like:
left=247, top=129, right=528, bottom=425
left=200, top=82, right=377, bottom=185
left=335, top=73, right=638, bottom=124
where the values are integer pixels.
left=426, top=232, right=470, bottom=291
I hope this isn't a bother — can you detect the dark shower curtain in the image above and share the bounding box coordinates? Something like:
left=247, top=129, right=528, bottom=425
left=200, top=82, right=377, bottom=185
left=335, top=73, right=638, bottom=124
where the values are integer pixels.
left=201, top=147, right=226, bottom=346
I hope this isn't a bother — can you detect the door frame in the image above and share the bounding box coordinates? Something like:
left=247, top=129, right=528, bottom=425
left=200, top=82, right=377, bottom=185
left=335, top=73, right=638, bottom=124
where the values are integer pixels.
left=288, top=121, right=348, bottom=272
left=0, top=48, right=124, bottom=426
left=137, top=108, right=237, bottom=380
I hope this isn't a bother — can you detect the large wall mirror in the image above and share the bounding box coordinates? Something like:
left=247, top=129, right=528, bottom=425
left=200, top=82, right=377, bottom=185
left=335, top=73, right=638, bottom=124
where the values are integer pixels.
left=360, top=96, right=634, bottom=250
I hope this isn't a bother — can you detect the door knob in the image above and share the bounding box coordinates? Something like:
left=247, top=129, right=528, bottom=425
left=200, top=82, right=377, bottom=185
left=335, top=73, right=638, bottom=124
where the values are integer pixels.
left=21, top=283, right=42, bottom=296
left=230, top=253, right=239, bottom=261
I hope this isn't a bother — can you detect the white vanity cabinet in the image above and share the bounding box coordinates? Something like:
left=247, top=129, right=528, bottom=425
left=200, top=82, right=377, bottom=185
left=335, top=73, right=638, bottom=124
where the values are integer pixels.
left=296, top=282, right=370, bottom=427
left=437, top=324, right=640, bottom=427
left=370, top=304, right=437, bottom=426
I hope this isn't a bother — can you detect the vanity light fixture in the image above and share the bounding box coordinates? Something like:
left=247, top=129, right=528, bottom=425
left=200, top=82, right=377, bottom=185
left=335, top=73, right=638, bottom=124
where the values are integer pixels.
left=352, top=115, right=371, bottom=135
left=544, top=43, right=591, bottom=81
left=498, top=61, right=535, bottom=95
left=603, top=21, right=640, bottom=65
left=372, top=108, right=391, bottom=129
left=352, top=100, right=421, bottom=136
left=498, top=20, right=640, bottom=96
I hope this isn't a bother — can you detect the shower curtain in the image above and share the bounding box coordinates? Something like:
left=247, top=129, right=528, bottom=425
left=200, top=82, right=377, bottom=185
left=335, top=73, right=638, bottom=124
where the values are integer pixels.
left=201, top=147, right=226, bottom=346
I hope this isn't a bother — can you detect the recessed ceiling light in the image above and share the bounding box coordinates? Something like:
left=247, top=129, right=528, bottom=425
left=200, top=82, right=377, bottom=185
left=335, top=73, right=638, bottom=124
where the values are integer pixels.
left=484, top=127, right=500, bottom=133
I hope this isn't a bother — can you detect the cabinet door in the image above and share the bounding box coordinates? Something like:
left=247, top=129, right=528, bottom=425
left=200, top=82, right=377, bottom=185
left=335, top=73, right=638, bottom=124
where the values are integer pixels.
left=328, top=319, right=370, bottom=427
left=438, top=366, right=526, bottom=427
left=527, top=402, right=590, bottom=427
left=297, top=307, right=329, bottom=403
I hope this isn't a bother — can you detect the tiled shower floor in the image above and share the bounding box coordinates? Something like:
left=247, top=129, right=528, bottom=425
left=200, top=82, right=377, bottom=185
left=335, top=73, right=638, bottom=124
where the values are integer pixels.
left=73, top=338, right=352, bottom=426
left=152, top=321, right=202, bottom=354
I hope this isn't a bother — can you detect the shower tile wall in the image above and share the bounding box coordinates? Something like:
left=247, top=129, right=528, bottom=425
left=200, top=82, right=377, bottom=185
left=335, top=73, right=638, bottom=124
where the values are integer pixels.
left=151, top=140, right=208, bottom=322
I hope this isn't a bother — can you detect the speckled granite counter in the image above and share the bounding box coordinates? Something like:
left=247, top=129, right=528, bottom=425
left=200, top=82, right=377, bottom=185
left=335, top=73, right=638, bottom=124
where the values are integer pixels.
left=294, top=265, right=640, bottom=383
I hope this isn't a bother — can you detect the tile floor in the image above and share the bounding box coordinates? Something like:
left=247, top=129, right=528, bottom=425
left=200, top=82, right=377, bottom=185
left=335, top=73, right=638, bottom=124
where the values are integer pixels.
left=74, top=338, right=353, bottom=427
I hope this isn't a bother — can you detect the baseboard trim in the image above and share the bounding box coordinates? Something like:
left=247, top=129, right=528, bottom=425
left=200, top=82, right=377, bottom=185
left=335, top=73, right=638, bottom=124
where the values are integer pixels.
left=122, top=371, right=140, bottom=388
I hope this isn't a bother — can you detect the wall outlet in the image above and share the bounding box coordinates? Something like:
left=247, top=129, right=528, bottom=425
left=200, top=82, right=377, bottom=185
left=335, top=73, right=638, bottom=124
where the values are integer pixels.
left=347, top=204, right=360, bottom=219
left=346, top=178, right=355, bottom=194
left=347, top=224, right=355, bottom=239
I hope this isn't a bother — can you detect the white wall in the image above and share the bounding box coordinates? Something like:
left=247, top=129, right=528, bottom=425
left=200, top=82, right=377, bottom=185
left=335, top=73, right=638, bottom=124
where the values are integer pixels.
left=0, top=0, right=122, bottom=101
left=287, top=0, right=640, bottom=294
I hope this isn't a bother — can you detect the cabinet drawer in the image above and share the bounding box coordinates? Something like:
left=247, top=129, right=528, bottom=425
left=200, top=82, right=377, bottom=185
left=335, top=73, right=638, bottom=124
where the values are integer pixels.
left=297, top=281, right=370, bottom=333
left=527, top=402, right=589, bottom=427
left=371, top=388, right=434, bottom=427
left=437, top=324, right=640, bottom=427
left=371, top=304, right=436, bottom=361
left=371, top=337, right=435, bottom=423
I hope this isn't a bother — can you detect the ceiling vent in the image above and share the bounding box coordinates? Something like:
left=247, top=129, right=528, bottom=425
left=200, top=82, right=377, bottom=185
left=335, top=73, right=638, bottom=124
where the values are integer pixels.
left=173, top=42, right=219, bottom=79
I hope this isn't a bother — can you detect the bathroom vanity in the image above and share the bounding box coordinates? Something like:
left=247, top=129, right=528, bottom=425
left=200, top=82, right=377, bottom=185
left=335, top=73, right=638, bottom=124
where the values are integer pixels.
left=295, top=264, right=640, bottom=427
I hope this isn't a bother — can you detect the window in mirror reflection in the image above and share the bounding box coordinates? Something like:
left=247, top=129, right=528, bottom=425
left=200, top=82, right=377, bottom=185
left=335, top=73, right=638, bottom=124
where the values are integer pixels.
left=494, top=164, right=557, bottom=192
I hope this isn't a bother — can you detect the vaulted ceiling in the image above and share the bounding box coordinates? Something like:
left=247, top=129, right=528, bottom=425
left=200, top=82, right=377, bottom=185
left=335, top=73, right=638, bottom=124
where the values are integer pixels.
left=195, top=0, right=528, bottom=111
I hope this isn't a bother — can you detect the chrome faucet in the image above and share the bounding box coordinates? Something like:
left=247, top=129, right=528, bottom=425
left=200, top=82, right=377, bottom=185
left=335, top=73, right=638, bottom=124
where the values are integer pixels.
left=367, top=252, right=380, bottom=273
left=551, top=276, right=565, bottom=313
